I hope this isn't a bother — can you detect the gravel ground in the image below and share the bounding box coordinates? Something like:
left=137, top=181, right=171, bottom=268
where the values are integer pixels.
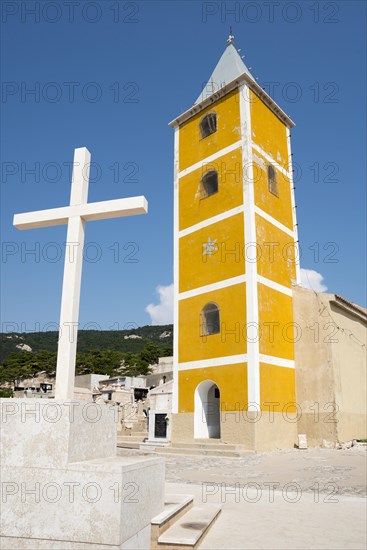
left=117, top=445, right=367, bottom=497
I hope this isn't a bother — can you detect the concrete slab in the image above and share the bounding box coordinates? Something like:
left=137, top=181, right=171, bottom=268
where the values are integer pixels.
left=165, top=482, right=367, bottom=550
left=152, top=494, right=194, bottom=526
left=158, top=504, right=221, bottom=547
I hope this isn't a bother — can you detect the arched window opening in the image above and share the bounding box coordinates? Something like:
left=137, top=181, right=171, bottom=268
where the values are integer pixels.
left=200, top=302, right=220, bottom=336
left=201, top=170, right=218, bottom=198
left=199, top=112, right=217, bottom=139
left=268, top=163, right=278, bottom=197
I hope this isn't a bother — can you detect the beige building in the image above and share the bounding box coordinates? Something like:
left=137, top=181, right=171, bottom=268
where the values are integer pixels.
left=146, top=356, right=173, bottom=388
left=294, top=286, right=367, bottom=446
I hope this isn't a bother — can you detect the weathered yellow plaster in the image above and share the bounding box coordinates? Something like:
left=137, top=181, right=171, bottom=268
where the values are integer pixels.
left=179, top=147, right=243, bottom=231
left=257, top=282, right=295, bottom=360
left=178, top=363, right=248, bottom=413
left=260, top=362, right=296, bottom=412
left=179, top=213, right=245, bottom=293
left=256, top=214, right=296, bottom=288
left=179, top=89, right=241, bottom=171
left=178, top=283, right=247, bottom=363
left=250, top=89, right=289, bottom=169
left=252, top=148, right=293, bottom=230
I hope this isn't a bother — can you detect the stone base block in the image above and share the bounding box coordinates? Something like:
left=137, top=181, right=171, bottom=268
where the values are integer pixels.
left=0, top=399, right=165, bottom=549
left=1, top=525, right=150, bottom=550
left=0, top=398, right=117, bottom=468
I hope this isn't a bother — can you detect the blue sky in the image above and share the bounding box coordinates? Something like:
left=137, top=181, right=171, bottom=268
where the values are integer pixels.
left=1, top=0, right=366, bottom=331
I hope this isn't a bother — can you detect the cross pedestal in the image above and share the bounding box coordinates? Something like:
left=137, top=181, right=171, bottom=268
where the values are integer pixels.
left=1, top=148, right=164, bottom=549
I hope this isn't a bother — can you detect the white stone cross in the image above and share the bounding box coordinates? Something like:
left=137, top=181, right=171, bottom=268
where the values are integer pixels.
left=13, top=147, right=148, bottom=400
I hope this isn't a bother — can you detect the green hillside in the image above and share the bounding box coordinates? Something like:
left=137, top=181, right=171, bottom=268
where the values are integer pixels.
left=0, top=325, right=173, bottom=363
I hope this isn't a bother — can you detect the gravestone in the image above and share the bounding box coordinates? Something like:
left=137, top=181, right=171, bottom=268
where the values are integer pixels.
left=0, top=148, right=164, bottom=549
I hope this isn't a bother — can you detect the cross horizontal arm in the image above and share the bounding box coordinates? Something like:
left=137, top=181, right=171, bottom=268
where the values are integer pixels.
left=13, top=196, right=148, bottom=230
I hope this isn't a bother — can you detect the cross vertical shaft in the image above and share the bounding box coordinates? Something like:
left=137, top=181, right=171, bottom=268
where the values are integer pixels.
left=55, top=216, right=85, bottom=399
left=55, top=148, right=90, bottom=399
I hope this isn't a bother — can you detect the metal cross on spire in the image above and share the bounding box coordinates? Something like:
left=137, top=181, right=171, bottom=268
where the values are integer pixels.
left=227, top=27, right=235, bottom=45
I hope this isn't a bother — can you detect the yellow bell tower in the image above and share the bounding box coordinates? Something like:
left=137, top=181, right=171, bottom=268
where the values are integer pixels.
left=169, top=36, right=300, bottom=451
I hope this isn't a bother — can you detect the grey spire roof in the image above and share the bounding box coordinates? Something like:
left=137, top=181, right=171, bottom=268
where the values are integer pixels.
left=194, top=42, right=254, bottom=105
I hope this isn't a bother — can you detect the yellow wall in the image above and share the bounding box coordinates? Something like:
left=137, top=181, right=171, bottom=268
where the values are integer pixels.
left=260, top=363, right=296, bottom=412
left=256, top=214, right=296, bottom=288
left=179, top=213, right=245, bottom=293
left=252, top=148, right=293, bottom=230
left=179, top=89, right=241, bottom=171
left=178, top=363, right=248, bottom=412
left=179, top=147, right=243, bottom=231
left=178, top=283, right=247, bottom=363
left=250, top=89, right=289, bottom=170
left=257, top=282, right=295, bottom=360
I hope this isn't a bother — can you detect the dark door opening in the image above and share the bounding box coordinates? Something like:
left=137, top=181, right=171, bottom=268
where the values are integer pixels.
left=154, top=413, right=167, bottom=438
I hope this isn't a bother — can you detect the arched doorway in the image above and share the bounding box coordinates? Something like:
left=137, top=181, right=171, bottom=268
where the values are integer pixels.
left=194, top=380, right=221, bottom=439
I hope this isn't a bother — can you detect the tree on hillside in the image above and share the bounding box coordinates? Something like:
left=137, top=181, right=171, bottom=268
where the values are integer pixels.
left=0, top=352, right=33, bottom=386
left=121, top=342, right=162, bottom=377
left=0, top=388, right=13, bottom=398
left=139, top=342, right=162, bottom=366
left=76, top=350, right=124, bottom=377
left=0, top=342, right=170, bottom=386
left=0, top=351, right=56, bottom=386
left=26, top=351, right=57, bottom=378
left=161, top=347, right=173, bottom=357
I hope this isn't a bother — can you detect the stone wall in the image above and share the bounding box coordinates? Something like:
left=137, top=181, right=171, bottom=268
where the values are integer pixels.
left=293, top=287, right=367, bottom=445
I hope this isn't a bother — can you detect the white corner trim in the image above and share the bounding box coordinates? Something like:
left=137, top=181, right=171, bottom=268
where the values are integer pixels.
left=259, top=354, right=295, bottom=369
left=254, top=206, right=294, bottom=237
left=179, top=205, right=244, bottom=238
left=241, top=83, right=260, bottom=410
left=178, top=140, right=242, bottom=179
left=257, top=275, right=292, bottom=297
left=286, top=126, right=301, bottom=285
left=172, top=126, right=179, bottom=414
left=179, top=274, right=247, bottom=301
left=179, top=354, right=248, bottom=371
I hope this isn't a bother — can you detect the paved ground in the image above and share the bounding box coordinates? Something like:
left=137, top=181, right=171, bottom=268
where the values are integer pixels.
left=117, top=445, right=367, bottom=549
left=166, top=481, right=367, bottom=550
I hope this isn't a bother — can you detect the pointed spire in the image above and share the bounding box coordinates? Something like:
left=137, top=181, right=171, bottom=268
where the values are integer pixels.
left=194, top=37, right=254, bottom=105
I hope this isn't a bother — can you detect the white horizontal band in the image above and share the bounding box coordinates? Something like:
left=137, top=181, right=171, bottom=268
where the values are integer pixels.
left=257, top=275, right=292, bottom=297
left=259, top=354, right=295, bottom=369
left=178, top=140, right=242, bottom=178
left=179, top=274, right=246, bottom=300
left=179, top=205, right=244, bottom=237
left=252, top=142, right=291, bottom=180
left=179, top=353, right=248, bottom=371
left=254, top=206, right=294, bottom=237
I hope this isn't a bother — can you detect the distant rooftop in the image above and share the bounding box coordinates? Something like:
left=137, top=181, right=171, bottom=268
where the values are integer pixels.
left=334, top=294, right=367, bottom=319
